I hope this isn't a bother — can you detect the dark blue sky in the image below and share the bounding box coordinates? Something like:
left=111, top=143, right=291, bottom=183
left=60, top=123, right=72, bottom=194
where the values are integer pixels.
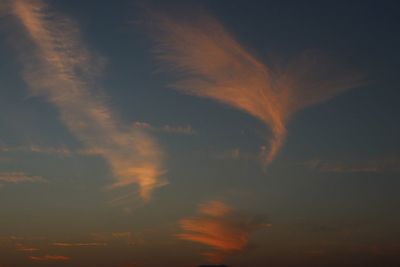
left=0, top=1, right=399, bottom=266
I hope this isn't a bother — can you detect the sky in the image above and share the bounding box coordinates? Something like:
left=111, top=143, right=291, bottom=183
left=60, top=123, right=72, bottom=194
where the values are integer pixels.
left=0, top=0, right=399, bottom=266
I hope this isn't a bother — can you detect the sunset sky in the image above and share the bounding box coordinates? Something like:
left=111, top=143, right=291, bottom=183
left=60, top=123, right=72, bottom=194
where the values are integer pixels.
left=0, top=1, right=399, bottom=266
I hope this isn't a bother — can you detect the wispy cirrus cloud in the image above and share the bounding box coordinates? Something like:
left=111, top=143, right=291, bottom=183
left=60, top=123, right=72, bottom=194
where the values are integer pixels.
left=0, top=172, right=46, bottom=184
left=133, top=122, right=196, bottom=135
left=0, top=145, right=74, bottom=156
left=7, top=0, right=166, bottom=200
left=29, top=255, right=70, bottom=261
left=304, top=158, right=400, bottom=173
left=177, top=200, right=270, bottom=263
left=147, top=9, right=363, bottom=167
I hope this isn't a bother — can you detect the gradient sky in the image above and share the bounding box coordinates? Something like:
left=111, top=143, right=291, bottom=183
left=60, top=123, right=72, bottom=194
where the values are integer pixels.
left=0, top=1, right=399, bottom=267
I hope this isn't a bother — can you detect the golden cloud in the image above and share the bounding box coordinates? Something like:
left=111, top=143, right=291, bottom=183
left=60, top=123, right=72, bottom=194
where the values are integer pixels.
left=177, top=201, right=270, bottom=263
left=9, top=0, right=166, bottom=200
left=147, top=9, right=363, bottom=167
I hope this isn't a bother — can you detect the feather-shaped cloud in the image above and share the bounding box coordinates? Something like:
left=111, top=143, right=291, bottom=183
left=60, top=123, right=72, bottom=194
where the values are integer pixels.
left=147, top=9, right=363, bottom=166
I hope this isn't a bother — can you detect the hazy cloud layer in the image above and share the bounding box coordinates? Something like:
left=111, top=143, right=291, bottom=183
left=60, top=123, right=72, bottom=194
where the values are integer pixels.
left=8, top=0, right=165, bottom=200
left=0, top=172, right=45, bottom=184
left=147, top=9, right=363, bottom=166
left=177, top=201, right=270, bottom=263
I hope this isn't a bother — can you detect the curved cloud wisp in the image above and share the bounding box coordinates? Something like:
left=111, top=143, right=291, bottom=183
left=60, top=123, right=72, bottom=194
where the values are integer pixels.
left=9, top=0, right=165, bottom=200
left=177, top=201, right=270, bottom=263
left=147, top=10, right=363, bottom=166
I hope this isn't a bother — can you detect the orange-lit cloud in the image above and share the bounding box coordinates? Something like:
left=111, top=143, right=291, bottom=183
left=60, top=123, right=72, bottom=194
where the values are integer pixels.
left=147, top=10, right=363, bottom=166
left=29, top=255, right=70, bottom=261
left=0, top=172, right=46, bottom=184
left=177, top=201, right=270, bottom=263
left=8, top=0, right=165, bottom=200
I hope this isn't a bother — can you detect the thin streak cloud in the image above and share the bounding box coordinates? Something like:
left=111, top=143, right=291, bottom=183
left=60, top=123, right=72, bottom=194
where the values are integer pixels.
left=8, top=0, right=166, bottom=200
left=0, top=144, right=74, bottom=156
left=15, top=244, right=39, bottom=252
left=147, top=10, right=363, bottom=166
left=177, top=201, right=270, bottom=263
left=0, top=172, right=45, bottom=184
left=29, top=255, right=70, bottom=261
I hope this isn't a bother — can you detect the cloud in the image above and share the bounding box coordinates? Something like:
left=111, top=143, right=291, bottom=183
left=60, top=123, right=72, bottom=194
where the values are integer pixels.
left=0, top=236, right=46, bottom=252
left=0, top=172, right=46, bottom=184
left=133, top=122, right=196, bottom=135
left=177, top=200, right=270, bottom=263
left=53, top=242, right=106, bottom=247
left=304, top=158, right=400, bottom=173
left=8, top=0, right=165, bottom=200
left=0, top=145, right=74, bottom=156
left=146, top=9, right=363, bottom=167
left=0, top=144, right=104, bottom=158
left=29, top=255, right=70, bottom=261
left=15, top=243, right=39, bottom=252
